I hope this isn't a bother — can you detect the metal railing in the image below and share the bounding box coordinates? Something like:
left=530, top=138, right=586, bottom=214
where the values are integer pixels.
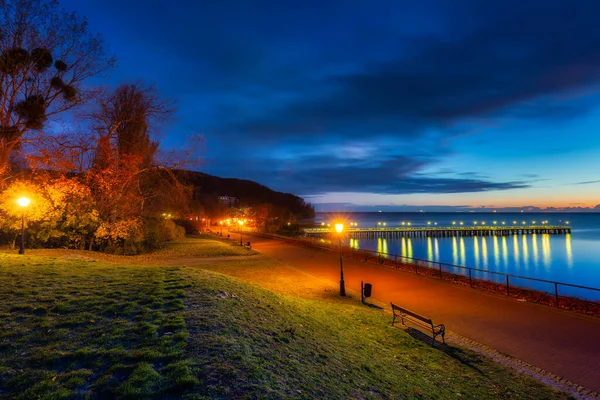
left=349, top=247, right=600, bottom=309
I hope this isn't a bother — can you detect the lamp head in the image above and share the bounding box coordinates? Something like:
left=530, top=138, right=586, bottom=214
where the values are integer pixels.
left=334, top=223, right=344, bottom=233
left=17, top=197, right=30, bottom=207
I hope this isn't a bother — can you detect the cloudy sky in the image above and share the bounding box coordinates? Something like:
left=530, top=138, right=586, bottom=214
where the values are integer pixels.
left=62, top=0, right=600, bottom=211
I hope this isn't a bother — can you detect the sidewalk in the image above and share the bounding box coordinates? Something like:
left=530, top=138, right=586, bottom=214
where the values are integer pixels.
left=247, top=234, right=600, bottom=394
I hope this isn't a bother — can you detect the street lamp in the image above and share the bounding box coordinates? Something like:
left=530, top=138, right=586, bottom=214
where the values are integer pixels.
left=335, top=223, right=346, bottom=296
left=219, top=221, right=223, bottom=235
left=238, top=220, right=244, bottom=245
left=17, top=197, right=30, bottom=255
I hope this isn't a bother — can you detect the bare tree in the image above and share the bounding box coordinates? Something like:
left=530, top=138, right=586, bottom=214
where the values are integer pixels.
left=0, top=0, right=115, bottom=179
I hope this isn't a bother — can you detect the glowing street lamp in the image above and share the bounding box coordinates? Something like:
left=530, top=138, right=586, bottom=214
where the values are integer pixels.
left=238, top=220, right=244, bottom=245
left=335, top=223, right=346, bottom=296
left=17, top=197, right=30, bottom=255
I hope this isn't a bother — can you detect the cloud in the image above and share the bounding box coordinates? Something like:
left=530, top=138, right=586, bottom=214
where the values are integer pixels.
left=573, top=180, right=600, bottom=185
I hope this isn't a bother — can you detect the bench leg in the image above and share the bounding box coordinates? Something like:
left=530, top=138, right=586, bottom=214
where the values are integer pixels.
left=391, top=314, right=396, bottom=326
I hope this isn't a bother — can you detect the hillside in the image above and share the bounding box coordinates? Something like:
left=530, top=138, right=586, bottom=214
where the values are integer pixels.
left=0, top=239, right=568, bottom=399
left=175, top=170, right=315, bottom=219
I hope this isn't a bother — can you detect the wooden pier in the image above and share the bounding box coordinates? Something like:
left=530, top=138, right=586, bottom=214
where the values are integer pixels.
left=304, top=225, right=571, bottom=238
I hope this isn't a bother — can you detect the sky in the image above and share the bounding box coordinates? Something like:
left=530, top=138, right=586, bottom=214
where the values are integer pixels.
left=60, top=0, right=600, bottom=212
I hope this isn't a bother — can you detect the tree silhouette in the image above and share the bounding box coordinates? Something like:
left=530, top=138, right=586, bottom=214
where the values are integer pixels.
left=0, top=0, right=114, bottom=180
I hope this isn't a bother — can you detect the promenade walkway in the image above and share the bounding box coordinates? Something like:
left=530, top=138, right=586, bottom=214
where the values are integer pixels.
left=246, top=234, right=600, bottom=394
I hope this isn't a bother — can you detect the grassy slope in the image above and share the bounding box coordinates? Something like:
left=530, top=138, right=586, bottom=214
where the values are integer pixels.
left=0, top=237, right=570, bottom=399
left=184, top=268, right=569, bottom=400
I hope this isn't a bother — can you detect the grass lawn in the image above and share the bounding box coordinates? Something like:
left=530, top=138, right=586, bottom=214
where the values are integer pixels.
left=0, top=237, right=571, bottom=399
left=0, top=253, right=196, bottom=399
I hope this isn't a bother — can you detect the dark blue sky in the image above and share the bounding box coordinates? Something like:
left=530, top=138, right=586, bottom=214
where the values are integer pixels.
left=61, top=0, right=600, bottom=211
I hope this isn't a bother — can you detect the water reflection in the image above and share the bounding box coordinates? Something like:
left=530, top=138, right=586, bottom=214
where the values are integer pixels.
left=473, top=237, right=480, bottom=268
left=522, top=235, right=529, bottom=271
left=566, top=234, right=573, bottom=268
left=493, top=236, right=500, bottom=267
left=377, top=237, right=388, bottom=256
left=481, top=237, right=488, bottom=269
left=502, top=236, right=508, bottom=269
left=513, top=235, right=520, bottom=267
left=532, top=234, right=539, bottom=265
left=354, top=228, right=594, bottom=299
left=542, top=234, right=551, bottom=268
left=350, top=238, right=360, bottom=249
left=452, top=237, right=458, bottom=265
left=427, top=237, right=433, bottom=261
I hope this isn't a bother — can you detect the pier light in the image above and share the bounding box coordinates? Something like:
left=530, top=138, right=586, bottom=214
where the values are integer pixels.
left=427, top=221, right=431, bottom=225
left=522, top=221, right=526, bottom=225
left=401, top=222, right=405, bottom=226
left=383, top=222, right=387, bottom=226
left=452, top=221, right=456, bottom=225
left=434, top=222, right=438, bottom=226
left=408, top=222, right=412, bottom=226
left=378, top=222, right=381, bottom=226
left=513, top=221, right=517, bottom=224
left=502, top=221, right=505, bottom=225
left=533, top=221, right=536, bottom=224
left=566, top=221, right=570, bottom=225
left=459, top=222, right=463, bottom=226
left=327, top=223, right=330, bottom=227
left=473, top=221, right=477, bottom=225
left=493, top=221, right=497, bottom=225
left=482, top=221, right=486, bottom=225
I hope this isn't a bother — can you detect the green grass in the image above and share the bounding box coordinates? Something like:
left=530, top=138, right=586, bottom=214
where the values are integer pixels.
left=148, top=236, right=257, bottom=258
left=183, top=268, right=569, bottom=399
left=0, top=243, right=571, bottom=399
left=0, top=253, right=196, bottom=399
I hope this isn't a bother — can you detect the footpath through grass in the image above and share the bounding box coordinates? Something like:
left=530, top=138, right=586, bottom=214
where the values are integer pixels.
left=0, top=237, right=571, bottom=399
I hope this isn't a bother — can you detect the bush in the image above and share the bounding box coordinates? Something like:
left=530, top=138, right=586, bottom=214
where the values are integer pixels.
left=142, top=218, right=185, bottom=251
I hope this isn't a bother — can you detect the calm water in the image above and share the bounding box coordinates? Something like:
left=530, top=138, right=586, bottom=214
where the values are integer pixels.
left=315, top=212, right=600, bottom=300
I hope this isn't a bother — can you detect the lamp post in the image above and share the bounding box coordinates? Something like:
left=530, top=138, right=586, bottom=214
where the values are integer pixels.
left=219, top=221, right=223, bottom=236
left=17, top=197, right=30, bottom=255
left=239, top=220, right=244, bottom=245
left=335, top=223, right=346, bottom=296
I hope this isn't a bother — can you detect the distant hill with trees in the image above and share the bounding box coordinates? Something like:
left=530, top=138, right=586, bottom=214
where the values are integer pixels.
left=175, top=170, right=315, bottom=226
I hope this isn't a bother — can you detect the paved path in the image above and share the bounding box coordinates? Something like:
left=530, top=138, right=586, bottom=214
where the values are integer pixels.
left=246, top=233, right=600, bottom=393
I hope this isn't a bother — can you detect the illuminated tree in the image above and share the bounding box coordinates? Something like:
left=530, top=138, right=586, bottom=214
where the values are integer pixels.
left=0, top=177, right=99, bottom=249
left=0, top=0, right=114, bottom=179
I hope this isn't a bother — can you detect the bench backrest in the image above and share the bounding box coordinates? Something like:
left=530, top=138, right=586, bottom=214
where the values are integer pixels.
left=391, top=303, right=432, bottom=325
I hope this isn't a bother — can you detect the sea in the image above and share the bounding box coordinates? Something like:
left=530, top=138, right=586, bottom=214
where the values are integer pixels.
left=315, top=212, right=600, bottom=301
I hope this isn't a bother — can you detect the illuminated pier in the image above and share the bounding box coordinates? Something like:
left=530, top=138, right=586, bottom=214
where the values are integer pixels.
left=304, top=225, right=571, bottom=238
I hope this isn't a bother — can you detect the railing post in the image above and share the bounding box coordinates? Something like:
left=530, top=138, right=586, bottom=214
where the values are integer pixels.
left=469, top=269, right=472, bottom=288
left=506, top=275, right=510, bottom=296
left=364, top=249, right=367, bottom=262
left=554, top=282, right=559, bottom=308
left=394, top=254, right=397, bottom=269
left=415, top=262, right=418, bottom=275
left=438, top=263, right=442, bottom=279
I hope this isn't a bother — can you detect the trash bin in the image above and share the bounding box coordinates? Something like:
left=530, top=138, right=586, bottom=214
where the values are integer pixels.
left=246, top=241, right=251, bottom=247
left=363, top=283, right=372, bottom=298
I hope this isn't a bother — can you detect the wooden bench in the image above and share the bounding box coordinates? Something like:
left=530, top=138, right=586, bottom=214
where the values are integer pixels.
left=390, top=302, right=445, bottom=346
